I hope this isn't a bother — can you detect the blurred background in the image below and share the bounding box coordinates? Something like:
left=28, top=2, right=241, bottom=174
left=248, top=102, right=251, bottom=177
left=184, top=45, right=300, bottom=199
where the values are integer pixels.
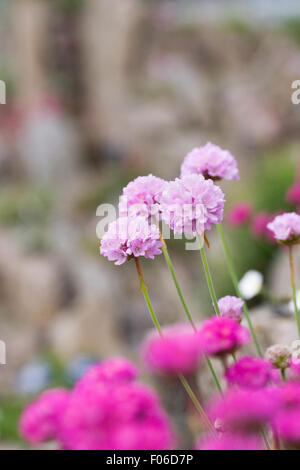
left=1, top=0, right=300, bottom=447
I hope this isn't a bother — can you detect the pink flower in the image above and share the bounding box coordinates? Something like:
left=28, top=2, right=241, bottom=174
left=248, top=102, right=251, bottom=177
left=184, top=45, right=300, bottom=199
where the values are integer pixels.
left=142, top=323, right=203, bottom=376
left=227, top=202, right=252, bottom=227
left=208, top=387, right=278, bottom=432
left=273, top=409, right=300, bottom=447
left=75, top=358, right=138, bottom=393
left=180, top=143, right=239, bottom=181
left=19, top=388, right=70, bottom=444
left=199, top=316, right=250, bottom=357
left=100, top=216, right=162, bottom=265
left=225, top=356, right=280, bottom=389
left=267, top=212, right=300, bottom=244
left=218, top=296, right=244, bottom=321
left=251, top=211, right=275, bottom=242
left=159, top=174, right=225, bottom=235
left=287, top=180, right=300, bottom=207
left=60, top=381, right=175, bottom=450
left=196, top=433, right=264, bottom=450
left=119, top=175, right=166, bottom=220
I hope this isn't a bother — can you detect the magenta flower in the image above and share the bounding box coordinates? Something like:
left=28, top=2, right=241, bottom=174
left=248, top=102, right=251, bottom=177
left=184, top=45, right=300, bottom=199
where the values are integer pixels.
left=60, top=381, right=175, bottom=450
left=100, top=216, right=162, bottom=265
left=75, top=357, right=138, bottom=393
left=19, top=388, right=70, bottom=445
left=218, top=296, right=244, bottom=322
left=251, top=211, right=276, bottom=242
left=287, top=181, right=300, bottom=207
left=208, top=387, right=278, bottom=432
left=159, top=174, right=225, bottom=235
left=227, top=202, right=252, bottom=227
left=199, top=316, right=250, bottom=357
left=273, top=409, right=300, bottom=448
left=196, top=433, right=264, bottom=450
left=142, top=323, right=203, bottom=376
left=267, top=212, right=300, bottom=245
left=225, top=356, right=280, bottom=389
left=180, top=143, right=239, bottom=181
left=119, top=175, right=166, bottom=220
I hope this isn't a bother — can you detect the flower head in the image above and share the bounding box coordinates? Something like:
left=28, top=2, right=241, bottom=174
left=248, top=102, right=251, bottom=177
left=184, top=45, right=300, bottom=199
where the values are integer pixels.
left=251, top=211, right=276, bottom=242
left=159, top=174, right=225, bottom=235
left=180, top=143, right=239, bottom=181
left=142, top=323, right=203, bottom=376
left=19, top=388, right=70, bottom=444
left=218, top=296, right=244, bottom=322
left=199, top=316, right=250, bottom=357
left=225, top=356, right=279, bottom=389
left=265, top=344, right=292, bottom=371
left=196, top=433, right=264, bottom=450
left=272, top=383, right=300, bottom=447
left=100, top=216, right=162, bottom=265
left=267, top=212, right=300, bottom=245
left=119, top=175, right=166, bottom=220
left=227, top=202, right=252, bottom=227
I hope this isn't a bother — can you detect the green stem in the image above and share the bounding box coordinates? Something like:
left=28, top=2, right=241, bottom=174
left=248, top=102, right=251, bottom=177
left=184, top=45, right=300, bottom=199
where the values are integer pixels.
left=281, top=368, right=286, bottom=382
left=289, top=245, right=300, bottom=339
left=217, top=223, right=263, bottom=357
left=205, top=356, right=223, bottom=394
left=198, top=235, right=220, bottom=315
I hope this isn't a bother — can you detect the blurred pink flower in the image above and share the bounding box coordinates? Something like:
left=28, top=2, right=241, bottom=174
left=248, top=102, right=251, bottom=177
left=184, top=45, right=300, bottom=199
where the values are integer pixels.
left=227, top=202, right=252, bottom=227
left=199, top=316, right=250, bottom=357
left=160, top=174, right=225, bottom=235
left=142, top=323, right=203, bottom=376
left=251, top=211, right=275, bottom=242
left=225, top=356, right=280, bottom=389
left=196, top=433, right=264, bottom=450
left=267, top=212, right=300, bottom=244
left=218, top=295, right=244, bottom=321
left=181, top=143, right=239, bottom=181
left=287, top=180, right=300, bottom=207
left=100, top=216, right=162, bottom=265
left=19, top=388, right=70, bottom=445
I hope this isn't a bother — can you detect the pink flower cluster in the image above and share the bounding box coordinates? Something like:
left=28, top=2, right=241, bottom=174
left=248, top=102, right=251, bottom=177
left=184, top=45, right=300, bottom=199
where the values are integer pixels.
left=159, top=174, right=225, bottom=235
left=225, top=356, right=279, bottom=389
left=20, top=358, right=175, bottom=450
left=267, top=212, right=300, bottom=244
left=226, top=202, right=252, bottom=227
left=142, top=323, right=203, bottom=376
left=218, top=295, right=244, bottom=322
left=180, top=143, right=239, bottom=181
left=100, top=216, right=162, bottom=265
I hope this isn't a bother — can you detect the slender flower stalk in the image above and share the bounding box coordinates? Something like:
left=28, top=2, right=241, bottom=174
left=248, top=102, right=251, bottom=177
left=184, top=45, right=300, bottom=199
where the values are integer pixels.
left=159, top=233, right=222, bottom=393
left=288, top=245, right=300, bottom=338
left=197, top=235, right=220, bottom=316
left=217, top=223, right=263, bottom=357
left=134, top=257, right=215, bottom=432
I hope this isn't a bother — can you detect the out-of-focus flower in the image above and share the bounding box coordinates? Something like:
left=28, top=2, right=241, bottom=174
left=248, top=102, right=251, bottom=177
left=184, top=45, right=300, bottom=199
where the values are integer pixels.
left=100, top=216, right=162, bottom=265
left=265, top=344, right=292, bottom=371
left=287, top=181, right=300, bottom=207
left=238, top=270, right=263, bottom=300
left=75, top=357, right=138, bottom=392
left=267, top=212, right=300, bottom=245
left=218, top=296, right=244, bottom=322
left=208, top=388, right=278, bottom=433
left=142, top=324, right=203, bottom=376
left=225, top=356, right=279, bottom=389
left=159, top=174, right=225, bottom=235
left=272, top=383, right=300, bottom=447
left=251, top=211, right=275, bottom=242
left=180, top=143, right=239, bottom=181
left=119, top=175, right=166, bottom=220
left=199, top=316, right=250, bottom=357
left=60, top=381, right=175, bottom=450
left=19, top=388, right=70, bottom=444
left=196, top=433, right=264, bottom=450
left=227, top=202, right=252, bottom=227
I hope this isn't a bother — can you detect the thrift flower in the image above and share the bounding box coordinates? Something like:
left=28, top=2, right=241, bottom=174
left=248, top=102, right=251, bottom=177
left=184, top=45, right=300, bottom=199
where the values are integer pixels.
left=218, top=296, right=244, bottom=322
left=19, top=388, right=70, bottom=444
left=196, top=433, right=264, bottom=450
left=180, top=143, right=239, bottom=181
left=251, top=212, right=275, bottom=242
left=227, top=202, right=252, bottom=227
left=238, top=270, right=263, bottom=300
left=267, top=212, right=300, bottom=245
left=142, top=323, right=203, bottom=376
left=265, top=344, right=292, bottom=371
left=159, top=174, right=225, bottom=236
left=119, top=175, right=166, bottom=220
left=100, top=216, right=162, bottom=265
left=199, top=316, right=250, bottom=357
left=225, top=356, right=279, bottom=389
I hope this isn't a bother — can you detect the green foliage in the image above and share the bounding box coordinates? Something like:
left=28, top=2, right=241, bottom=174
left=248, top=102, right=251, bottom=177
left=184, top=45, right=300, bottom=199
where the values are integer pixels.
left=0, top=397, right=26, bottom=443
